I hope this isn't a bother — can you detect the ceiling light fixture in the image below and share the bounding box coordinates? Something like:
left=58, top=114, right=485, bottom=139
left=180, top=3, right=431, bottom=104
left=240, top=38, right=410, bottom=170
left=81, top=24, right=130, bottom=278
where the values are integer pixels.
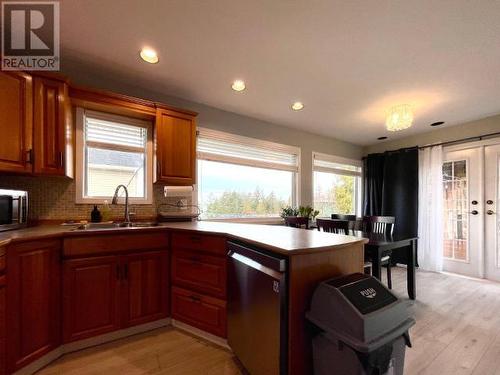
left=291, top=102, right=304, bottom=111
left=386, top=104, right=413, bottom=132
left=140, top=48, right=159, bottom=64
left=430, top=121, right=445, bottom=127
left=231, top=80, right=246, bottom=92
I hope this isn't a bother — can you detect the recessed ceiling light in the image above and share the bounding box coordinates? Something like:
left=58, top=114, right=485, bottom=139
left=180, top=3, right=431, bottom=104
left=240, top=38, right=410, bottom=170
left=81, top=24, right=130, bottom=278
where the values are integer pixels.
left=291, top=102, right=304, bottom=111
left=430, top=121, right=445, bottom=127
left=377, top=136, right=388, bottom=140
left=231, top=80, right=246, bottom=92
left=139, top=48, right=159, bottom=64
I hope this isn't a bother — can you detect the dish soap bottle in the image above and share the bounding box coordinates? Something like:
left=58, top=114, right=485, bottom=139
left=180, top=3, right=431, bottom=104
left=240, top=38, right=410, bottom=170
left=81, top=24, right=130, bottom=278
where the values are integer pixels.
left=101, top=200, right=111, bottom=222
left=90, top=205, right=102, bottom=223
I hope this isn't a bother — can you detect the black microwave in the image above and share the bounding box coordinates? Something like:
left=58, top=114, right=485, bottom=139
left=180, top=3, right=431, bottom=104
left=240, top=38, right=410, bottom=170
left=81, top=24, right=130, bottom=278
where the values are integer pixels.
left=0, top=189, right=28, bottom=232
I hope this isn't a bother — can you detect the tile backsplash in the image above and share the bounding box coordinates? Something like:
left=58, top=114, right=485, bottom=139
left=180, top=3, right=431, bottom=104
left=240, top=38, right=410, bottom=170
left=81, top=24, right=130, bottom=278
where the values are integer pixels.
left=0, top=175, right=193, bottom=222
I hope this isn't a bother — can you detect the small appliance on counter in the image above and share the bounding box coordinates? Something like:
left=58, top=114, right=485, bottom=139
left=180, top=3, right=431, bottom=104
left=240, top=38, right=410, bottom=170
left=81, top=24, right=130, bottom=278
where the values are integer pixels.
left=0, top=189, right=28, bottom=232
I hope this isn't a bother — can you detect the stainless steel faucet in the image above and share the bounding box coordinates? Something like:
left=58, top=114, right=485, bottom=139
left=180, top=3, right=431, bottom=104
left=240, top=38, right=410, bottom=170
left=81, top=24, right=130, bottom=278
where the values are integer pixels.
left=111, top=184, right=131, bottom=226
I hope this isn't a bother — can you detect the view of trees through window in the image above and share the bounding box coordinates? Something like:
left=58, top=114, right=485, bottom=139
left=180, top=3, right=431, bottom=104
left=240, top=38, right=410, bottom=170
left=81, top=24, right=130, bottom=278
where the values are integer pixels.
left=198, top=160, right=294, bottom=219
left=313, top=172, right=357, bottom=216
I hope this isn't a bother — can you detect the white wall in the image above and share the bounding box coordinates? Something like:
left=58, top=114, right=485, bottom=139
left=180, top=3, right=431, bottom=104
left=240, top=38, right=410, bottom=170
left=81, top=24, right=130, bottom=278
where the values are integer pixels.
left=61, top=59, right=363, bottom=206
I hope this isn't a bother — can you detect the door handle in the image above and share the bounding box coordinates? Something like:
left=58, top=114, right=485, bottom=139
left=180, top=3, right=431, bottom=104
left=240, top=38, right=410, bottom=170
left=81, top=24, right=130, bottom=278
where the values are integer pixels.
left=487, top=210, right=496, bottom=215
left=470, top=210, right=479, bottom=215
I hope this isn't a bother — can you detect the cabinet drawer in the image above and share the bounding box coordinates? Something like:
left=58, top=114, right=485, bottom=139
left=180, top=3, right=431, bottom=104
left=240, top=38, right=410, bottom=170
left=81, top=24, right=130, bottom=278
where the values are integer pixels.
left=172, top=249, right=226, bottom=298
left=172, top=232, right=226, bottom=256
left=171, top=286, right=226, bottom=338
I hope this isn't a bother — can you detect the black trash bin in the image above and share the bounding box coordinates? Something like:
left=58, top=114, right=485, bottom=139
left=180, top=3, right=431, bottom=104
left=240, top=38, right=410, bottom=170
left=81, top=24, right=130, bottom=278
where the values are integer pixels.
left=306, top=273, right=414, bottom=375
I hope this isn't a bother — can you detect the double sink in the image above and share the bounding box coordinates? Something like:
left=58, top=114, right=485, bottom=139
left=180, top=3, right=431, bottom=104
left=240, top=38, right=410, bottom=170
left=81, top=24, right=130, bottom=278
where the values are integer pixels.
left=73, top=222, right=160, bottom=231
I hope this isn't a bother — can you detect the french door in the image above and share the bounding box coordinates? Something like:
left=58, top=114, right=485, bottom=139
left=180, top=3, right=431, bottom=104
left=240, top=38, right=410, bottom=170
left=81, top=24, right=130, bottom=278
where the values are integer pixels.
left=485, top=144, right=500, bottom=281
left=442, top=141, right=500, bottom=281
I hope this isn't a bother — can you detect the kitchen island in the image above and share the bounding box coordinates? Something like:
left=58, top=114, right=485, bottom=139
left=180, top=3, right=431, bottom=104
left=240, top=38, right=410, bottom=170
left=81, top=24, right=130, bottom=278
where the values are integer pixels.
left=0, top=222, right=366, bottom=375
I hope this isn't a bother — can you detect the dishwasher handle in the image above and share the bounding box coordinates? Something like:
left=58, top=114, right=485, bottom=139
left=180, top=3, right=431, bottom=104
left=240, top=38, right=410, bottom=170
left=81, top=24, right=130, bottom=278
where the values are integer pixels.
left=228, top=242, right=286, bottom=272
left=229, top=251, right=284, bottom=280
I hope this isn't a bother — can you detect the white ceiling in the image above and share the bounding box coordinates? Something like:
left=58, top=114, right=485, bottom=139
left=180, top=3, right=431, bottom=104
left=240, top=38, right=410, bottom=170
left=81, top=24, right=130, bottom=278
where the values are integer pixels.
left=61, top=0, right=500, bottom=146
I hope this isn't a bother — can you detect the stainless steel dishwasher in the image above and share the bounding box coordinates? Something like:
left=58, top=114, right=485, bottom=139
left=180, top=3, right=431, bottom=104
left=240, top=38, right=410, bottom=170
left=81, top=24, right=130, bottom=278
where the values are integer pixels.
left=227, top=241, right=288, bottom=375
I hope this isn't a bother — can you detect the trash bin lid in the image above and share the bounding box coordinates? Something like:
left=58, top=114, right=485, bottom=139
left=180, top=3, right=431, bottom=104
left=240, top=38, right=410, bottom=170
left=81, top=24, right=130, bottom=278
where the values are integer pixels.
left=307, top=273, right=413, bottom=349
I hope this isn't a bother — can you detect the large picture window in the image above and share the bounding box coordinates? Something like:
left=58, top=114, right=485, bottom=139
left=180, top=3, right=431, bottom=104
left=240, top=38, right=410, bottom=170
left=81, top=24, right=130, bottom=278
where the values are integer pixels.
left=197, top=129, right=300, bottom=220
left=75, top=108, right=153, bottom=204
left=312, top=152, right=362, bottom=217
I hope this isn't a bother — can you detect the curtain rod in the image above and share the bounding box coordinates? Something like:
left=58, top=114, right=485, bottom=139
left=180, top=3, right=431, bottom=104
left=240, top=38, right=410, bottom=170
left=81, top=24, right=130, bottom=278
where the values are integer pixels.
left=366, top=131, right=500, bottom=157
left=417, top=130, right=500, bottom=150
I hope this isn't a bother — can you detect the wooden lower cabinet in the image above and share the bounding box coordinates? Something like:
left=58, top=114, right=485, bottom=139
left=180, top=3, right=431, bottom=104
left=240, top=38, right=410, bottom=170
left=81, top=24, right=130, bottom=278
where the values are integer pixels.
left=6, top=240, right=61, bottom=373
left=171, top=286, right=227, bottom=338
left=63, top=250, right=169, bottom=343
left=171, top=249, right=227, bottom=299
left=0, top=275, right=6, bottom=375
left=63, top=256, right=121, bottom=343
left=123, top=251, right=169, bottom=327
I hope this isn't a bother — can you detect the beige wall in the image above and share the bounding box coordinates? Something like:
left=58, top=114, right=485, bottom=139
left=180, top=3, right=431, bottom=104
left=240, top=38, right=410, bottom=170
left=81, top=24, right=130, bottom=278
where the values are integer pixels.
left=364, top=114, right=500, bottom=154
left=61, top=59, right=363, bottom=206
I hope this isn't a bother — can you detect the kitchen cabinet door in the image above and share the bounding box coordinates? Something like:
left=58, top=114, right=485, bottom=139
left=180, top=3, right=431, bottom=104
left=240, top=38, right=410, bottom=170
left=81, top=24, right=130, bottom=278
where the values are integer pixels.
left=0, top=71, right=33, bottom=173
left=155, top=108, right=196, bottom=185
left=171, top=286, right=227, bottom=338
left=122, top=250, right=169, bottom=327
left=6, top=240, right=61, bottom=373
left=33, top=77, right=71, bottom=176
left=63, top=256, right=121, bottom=343
left=0, top=275, right=5, bottom=375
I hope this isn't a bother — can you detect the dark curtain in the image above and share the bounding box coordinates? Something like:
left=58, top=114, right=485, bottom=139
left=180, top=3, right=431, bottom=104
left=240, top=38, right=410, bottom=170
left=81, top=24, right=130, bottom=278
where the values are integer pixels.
left=363, top=148, right=419, bottom=264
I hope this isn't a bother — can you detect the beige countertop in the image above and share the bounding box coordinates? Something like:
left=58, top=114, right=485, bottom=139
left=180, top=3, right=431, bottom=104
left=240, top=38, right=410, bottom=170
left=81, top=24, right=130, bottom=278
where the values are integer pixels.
left=0, top=221, right=367, bottom=255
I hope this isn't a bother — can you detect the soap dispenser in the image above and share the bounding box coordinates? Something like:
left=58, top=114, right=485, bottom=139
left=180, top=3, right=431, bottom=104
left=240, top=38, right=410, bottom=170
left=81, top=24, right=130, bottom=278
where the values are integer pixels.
left=90, top=205, right=102, bottom=223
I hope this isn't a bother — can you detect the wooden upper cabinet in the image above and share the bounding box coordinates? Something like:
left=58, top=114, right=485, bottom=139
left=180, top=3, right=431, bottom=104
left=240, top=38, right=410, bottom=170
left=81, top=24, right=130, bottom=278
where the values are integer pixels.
left=155, top=108, right=196, bottom=185
left=6, top=240, right=61, bottom=373
left=0, top=71, right=33, bottom=173
left=33, top=76, right=72, bottom=176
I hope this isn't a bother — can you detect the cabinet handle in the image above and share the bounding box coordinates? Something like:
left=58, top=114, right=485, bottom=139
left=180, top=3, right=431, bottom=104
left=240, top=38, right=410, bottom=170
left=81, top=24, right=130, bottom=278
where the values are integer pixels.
left=190, top=235, right=202, bottom=242
left=59, top=151, right=64, bottom=167
left=123, top=264, right=128, bottom=280
left=190, top=256, right=201, bottom=265
left=116, top=265, right=121, bottom=280
left=157, top=160, right=161, bottom=175
left=26, top=149, right=33, bottom=164
left=190, top=295, right=201, bottom=303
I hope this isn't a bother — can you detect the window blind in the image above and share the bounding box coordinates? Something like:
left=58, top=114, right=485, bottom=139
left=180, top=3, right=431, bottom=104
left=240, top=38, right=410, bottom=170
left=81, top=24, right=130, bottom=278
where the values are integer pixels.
left=198, top=136, right=299, bottom=172
left=85, top=116, right=147, bottom=149
left=313, top=153, right=362, bottom=176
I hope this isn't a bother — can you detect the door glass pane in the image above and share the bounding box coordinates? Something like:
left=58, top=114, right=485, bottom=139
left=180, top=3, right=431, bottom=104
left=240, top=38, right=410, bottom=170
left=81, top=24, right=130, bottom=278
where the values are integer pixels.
left=443, top=161, right=468, bottom=261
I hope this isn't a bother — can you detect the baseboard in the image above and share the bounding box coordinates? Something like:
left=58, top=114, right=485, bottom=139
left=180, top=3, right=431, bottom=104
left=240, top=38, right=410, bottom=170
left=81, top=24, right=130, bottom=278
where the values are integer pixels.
left=13, top=318, right=171, bottom=375
left=171, top=319, right=230, bottom=349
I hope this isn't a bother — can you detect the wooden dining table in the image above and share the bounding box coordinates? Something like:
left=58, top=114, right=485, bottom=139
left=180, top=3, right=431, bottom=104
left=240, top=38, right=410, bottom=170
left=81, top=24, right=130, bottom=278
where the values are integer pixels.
left=349, top=230, right=418, bottom=300
left=313, top=218, right=418, bottom=299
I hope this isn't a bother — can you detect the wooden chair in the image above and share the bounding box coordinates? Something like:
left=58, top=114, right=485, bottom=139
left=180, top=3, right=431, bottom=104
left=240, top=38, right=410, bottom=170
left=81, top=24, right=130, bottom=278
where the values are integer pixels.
left=331, top=214, right=357, bottom=230
left=316, top=218, right=349, bottom=234
left=362, top=215, right=395, bottom=289
left=362, top=216, right=395, bottom=236
left=284, top=216, right=309, bottom=229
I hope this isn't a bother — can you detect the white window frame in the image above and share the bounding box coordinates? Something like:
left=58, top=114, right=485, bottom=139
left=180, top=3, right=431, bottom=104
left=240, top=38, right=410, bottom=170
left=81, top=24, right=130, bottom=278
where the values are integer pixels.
left=196, top=128, right=301, bottom=223
left=75, top=107, right=154, bottom=204
left=312, top=151, right=363, bottom=217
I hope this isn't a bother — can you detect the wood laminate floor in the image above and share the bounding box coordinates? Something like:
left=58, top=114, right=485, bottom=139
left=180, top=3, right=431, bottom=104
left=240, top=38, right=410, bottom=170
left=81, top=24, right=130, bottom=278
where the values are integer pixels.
left=37, top=268, right=500, bottom=375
